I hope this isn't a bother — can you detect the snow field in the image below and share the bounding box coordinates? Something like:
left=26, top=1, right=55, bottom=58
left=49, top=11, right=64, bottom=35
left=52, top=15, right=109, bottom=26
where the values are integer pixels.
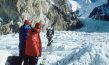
left=0, top=31, right=109, bottom=65
left=39, top=31, right=109, bottom=65
left=0, top=18, right=109, bottom=65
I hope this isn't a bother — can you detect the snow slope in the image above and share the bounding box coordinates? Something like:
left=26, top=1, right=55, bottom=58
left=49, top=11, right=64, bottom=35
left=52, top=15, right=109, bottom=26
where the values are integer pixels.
left=77, top=17, right=109, bottom=33
left=0, top=18, right=109, bottom=65
left=68, top=0, right=107, bottom=17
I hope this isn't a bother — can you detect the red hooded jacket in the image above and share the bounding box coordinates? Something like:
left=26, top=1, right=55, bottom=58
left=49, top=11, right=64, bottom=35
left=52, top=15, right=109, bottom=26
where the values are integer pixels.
left=25, top=22, right=42, bottom=57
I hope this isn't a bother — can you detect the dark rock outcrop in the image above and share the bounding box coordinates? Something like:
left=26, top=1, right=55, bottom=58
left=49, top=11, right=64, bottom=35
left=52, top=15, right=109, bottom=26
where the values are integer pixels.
left=89, top=1, right=109, bottom=21
left=0, top=0, right=81, bottom=35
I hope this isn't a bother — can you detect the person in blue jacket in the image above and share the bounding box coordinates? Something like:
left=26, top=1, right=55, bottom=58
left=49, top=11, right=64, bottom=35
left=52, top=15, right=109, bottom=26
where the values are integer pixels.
left=19, top=20, right=32, bottom=65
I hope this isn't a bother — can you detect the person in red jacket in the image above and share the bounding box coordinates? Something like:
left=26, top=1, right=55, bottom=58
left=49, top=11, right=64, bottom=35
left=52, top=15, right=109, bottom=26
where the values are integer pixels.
left=25, top=22, right=42, bottom=65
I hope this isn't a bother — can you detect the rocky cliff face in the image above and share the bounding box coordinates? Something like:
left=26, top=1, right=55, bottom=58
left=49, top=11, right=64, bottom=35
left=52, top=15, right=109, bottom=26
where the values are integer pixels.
left=89, top=0, right=109, bottom=21
left=0, top=0, right=81, bottom=35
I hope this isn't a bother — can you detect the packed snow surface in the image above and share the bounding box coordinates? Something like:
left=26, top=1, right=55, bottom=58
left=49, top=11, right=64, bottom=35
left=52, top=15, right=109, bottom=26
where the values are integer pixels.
left=0, top=18, right=109, bottom=65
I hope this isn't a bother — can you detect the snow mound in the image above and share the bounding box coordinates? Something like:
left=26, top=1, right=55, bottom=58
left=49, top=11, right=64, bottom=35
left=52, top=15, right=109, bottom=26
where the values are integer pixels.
left=0, top=50, right=12, bottom=65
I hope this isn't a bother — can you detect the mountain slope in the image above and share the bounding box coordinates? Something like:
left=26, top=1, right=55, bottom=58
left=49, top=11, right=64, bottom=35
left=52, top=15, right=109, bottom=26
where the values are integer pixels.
left=68, top=0, right=107, bottom=17
left=0, top=0, right=80, bottom=35
left=89, top=1, right=109, bottom=21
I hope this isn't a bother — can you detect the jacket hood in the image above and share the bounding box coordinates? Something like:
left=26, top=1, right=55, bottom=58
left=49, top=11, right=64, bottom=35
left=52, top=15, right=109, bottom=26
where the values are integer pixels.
left=35, top=22, right=42, bottom=29
left=24, top=20, right=30, bottom=25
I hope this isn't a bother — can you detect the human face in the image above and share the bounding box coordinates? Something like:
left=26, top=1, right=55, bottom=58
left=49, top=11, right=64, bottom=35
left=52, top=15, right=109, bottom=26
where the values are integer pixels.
left=39, top=26, right=42, bottom=29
